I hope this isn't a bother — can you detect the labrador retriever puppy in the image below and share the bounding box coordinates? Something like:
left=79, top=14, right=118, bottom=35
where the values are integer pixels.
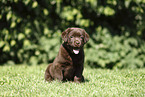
left=45, top=28, right=89, bottom=83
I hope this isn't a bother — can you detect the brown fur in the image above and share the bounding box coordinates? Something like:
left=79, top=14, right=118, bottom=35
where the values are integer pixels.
left=45, top=28, right=89, bottom=83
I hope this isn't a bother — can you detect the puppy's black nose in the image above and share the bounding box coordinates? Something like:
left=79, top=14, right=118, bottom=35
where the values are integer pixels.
left=75, top=40, right=81, bottom=47
left=76, top=41, right=80, bottom=44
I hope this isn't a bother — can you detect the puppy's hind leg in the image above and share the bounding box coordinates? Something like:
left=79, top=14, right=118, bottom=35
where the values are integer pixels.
left=45, top=63, right=53, bottom=81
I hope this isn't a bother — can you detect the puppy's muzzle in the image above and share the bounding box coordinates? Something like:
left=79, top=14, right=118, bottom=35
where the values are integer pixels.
left=74, top=40, right=81, bottom=47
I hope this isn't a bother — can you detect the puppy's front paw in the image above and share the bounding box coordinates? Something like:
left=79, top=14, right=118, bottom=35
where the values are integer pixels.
left=74, top=76, right=82, bottom=83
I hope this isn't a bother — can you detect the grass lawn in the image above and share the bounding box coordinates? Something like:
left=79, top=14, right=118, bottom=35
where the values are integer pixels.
left=0, top=65, right=145, bottom=97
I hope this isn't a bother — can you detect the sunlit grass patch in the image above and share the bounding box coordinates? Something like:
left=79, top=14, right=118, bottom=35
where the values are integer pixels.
left=0, top=65, right=145, bottom=96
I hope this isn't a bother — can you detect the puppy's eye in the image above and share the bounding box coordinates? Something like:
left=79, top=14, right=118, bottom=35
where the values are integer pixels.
left=80, top=36, right=84, bottom=39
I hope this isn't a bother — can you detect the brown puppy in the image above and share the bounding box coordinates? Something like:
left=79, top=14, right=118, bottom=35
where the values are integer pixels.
left=45, top=28, right=89, bottom=83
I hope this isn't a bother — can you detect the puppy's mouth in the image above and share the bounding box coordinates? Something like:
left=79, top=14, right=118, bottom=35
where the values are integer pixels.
left=73, top=49, right=80, bottom=54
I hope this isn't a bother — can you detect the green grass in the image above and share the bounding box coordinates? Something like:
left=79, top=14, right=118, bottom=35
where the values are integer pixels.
left=0, top=65, right=145, bottom=97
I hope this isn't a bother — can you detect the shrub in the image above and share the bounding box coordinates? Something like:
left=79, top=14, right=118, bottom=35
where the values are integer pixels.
left=0, top=0, right=145, bottom=68
left=85, top=26, right=145, bottom=69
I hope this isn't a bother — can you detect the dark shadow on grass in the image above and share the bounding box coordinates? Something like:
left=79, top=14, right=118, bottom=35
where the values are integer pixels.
left=83, top=78, right=90, bottom=83
left=45, top=79, right=90, bottom=84
left=57, top=78, right=90, bottom=83
left=87, top=62, right=116, bottom=69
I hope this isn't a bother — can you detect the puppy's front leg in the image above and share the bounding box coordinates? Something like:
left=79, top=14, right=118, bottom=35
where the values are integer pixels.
left=74, top=76, right=84, bottom=83
left=74, top=65, right=84, bottom=83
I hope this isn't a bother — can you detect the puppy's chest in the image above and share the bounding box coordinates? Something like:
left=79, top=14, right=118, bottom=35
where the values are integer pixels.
left=62, top=54, right=83, bottom=67
left=72, top=56, right=83, bottom=65
left=69, top=53, right=84, bottom=65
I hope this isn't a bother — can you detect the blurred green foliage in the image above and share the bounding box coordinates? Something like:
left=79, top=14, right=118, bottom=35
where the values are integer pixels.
left=0, top=0, right=145, bottom=68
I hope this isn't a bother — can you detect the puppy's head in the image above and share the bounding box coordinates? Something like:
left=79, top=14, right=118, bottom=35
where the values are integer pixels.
left=62, top=28, right=89, bottom=54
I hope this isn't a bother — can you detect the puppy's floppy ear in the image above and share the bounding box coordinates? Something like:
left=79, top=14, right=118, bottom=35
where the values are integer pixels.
left=61, top=28, right=72, bottom=42
left=83, top=30, right=89, bottom=44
